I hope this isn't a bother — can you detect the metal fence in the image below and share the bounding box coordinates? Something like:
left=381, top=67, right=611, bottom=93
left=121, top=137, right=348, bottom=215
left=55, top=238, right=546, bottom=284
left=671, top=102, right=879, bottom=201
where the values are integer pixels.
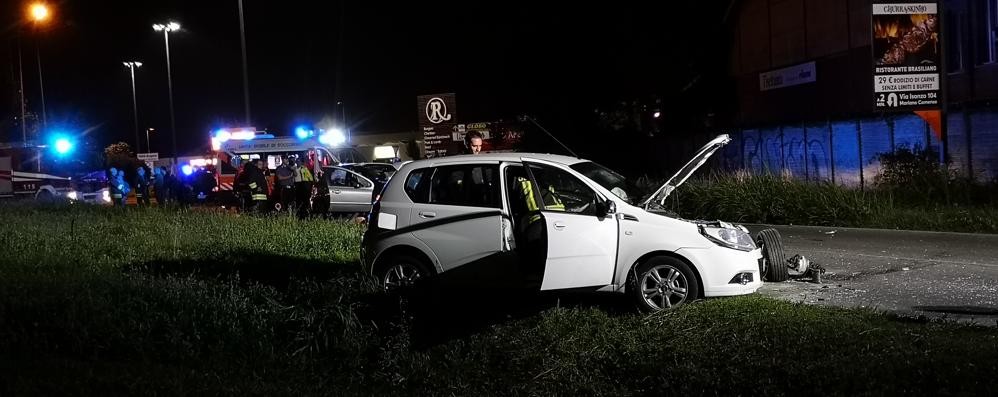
left=716, top=108, right=998, bottom=187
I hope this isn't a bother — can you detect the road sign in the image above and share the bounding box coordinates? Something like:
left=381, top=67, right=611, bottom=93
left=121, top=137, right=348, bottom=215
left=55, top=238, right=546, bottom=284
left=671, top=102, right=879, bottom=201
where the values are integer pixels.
left=137, top=152, right=159, bottom=161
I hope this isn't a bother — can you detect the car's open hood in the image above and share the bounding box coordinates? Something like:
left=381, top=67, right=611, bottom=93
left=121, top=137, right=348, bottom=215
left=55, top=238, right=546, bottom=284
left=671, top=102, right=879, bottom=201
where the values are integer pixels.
left=640, top=134, right=731, bottom=210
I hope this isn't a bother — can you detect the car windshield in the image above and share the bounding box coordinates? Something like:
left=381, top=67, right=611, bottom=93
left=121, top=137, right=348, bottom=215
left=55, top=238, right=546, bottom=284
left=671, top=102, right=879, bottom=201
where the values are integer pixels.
left=345, top=165, right=388, bottom=182
left=570, top=162, right=634, bottom=204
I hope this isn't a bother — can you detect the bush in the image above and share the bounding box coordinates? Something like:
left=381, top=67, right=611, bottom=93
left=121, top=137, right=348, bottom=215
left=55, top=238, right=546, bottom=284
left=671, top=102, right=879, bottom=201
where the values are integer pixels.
left=668, top=172, right=998, bottom=233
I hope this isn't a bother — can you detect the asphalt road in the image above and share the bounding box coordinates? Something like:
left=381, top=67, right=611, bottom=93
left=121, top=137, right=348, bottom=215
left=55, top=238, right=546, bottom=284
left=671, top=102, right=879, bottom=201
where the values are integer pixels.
left=744, top=224, right=998, bottom=325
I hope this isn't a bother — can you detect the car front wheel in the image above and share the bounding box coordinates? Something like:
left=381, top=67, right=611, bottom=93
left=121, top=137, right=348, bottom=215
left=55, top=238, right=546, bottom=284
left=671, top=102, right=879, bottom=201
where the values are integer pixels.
left=756, top=228, right=788, bottom=282
left=630, top=256, right=700, bottom=312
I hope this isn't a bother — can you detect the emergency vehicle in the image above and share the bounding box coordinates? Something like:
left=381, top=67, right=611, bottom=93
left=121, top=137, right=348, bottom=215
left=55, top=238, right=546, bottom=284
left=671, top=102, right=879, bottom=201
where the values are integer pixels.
left=0, top=143, right=75, bottom=200
left=210, top=128, right=362, bottom=206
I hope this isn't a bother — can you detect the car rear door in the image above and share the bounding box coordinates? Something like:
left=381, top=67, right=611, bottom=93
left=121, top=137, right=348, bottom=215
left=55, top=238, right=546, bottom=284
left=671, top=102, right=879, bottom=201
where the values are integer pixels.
left=408, top=163, right=505, bottom=273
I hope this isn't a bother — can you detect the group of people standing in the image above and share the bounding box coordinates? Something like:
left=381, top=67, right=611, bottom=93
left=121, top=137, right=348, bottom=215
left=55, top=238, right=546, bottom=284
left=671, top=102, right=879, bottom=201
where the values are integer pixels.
left=235, top=155, right=316, bottom=216
left=107, top=165, right=181, bottom=207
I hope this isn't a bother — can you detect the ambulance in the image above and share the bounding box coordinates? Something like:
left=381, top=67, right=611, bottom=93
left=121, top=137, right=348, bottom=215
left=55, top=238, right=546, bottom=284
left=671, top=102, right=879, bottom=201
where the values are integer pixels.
left=210, top=127, right=363, bottom=207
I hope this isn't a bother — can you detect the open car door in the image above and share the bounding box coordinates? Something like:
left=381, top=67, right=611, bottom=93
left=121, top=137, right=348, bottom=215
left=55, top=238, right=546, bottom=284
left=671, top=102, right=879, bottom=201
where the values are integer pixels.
left=520, top=159, right=618, bottom=291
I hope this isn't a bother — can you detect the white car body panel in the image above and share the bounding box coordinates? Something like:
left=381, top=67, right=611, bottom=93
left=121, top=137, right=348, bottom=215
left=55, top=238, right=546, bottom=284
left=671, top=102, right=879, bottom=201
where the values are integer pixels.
left=364, top=139, right=762, bottom=299
left=539, top=211, right=617, bottom=290
left=409, top=203, right=503, bottom=273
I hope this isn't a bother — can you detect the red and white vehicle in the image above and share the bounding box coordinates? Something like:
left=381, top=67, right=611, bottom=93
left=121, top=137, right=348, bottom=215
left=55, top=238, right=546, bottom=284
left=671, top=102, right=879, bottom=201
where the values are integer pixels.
left=210, top=128, right=364, bottom=204
left=0, top=144, right=75, bottom=200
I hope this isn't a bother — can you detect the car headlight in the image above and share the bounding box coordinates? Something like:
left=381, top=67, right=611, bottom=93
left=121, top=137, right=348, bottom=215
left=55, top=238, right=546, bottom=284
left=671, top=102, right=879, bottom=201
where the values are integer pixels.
left=67, top=191, right=78, bottom=200
left=102, top=190, right=111, bottom=202
left=699, top=224, right=756, bottom=252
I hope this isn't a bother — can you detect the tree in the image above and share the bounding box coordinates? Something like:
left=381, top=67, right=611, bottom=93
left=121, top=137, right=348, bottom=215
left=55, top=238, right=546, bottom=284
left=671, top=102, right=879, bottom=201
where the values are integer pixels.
left=104, top=142, right=143, bottom=173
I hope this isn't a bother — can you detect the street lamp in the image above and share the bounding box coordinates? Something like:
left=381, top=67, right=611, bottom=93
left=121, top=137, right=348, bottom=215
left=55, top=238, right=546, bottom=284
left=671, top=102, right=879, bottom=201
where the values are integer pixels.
left=237, top=0, right=252, bottom=125
left=146, top=128, right=155, bottom=153
left=29, top=3, right=49, bottom=21
left=123, top=61, right=142, bottom=151
left=153, top=21, right=180, bottom=168
left=27, top=2, right=51, bottom=129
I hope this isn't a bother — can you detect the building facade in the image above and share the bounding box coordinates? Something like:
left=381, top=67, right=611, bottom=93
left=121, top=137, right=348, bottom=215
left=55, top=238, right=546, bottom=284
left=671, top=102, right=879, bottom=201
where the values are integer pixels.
left=723, top=0, right=998, bottom=185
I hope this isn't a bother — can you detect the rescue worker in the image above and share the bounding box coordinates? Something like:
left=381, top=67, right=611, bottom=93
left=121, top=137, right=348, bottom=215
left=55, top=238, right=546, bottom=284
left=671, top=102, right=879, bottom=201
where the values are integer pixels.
left=134, top=166, right=150, bottom=206
left=512, top=173, right=564, bottom=274
left=243, top=159, right=269, bottom=213
left=291, top=157, right=315, bottom=217
left=153, top=166, right=169, bottom=205
left=114, top=169, right=131, bottom=207
left=108, top=167, right=123, bottom=206
left=516, top=175, right=565, bottom=226
left=275, top=156, right=295, bottom=211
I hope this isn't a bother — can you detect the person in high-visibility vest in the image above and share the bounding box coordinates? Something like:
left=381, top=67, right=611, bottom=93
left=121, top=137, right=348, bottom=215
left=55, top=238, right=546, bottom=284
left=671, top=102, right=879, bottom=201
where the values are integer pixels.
left=236, top=160, right=267, bottom=212
left=247, top=159, right=269, bottom=212
left=292, top=157, right=315, bottom=217
left=517, top=176, right=565, bottom=225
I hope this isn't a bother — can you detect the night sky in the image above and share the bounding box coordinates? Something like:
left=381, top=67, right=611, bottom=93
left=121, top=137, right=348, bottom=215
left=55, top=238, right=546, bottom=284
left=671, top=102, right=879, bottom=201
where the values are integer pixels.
left=1, top=1, right=733, bottom=158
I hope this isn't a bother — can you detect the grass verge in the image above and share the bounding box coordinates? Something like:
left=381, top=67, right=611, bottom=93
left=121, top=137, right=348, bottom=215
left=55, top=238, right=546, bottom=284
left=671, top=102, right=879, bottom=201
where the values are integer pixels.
left=1, top=203, right=996, bottom=395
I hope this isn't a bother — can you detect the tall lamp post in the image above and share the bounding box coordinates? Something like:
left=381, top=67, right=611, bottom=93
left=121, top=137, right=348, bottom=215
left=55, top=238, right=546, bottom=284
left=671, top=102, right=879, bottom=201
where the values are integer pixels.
left=153, top=21, right=180, bottom=168
left=123, top=61, right=142, bottom=151
left=146, top=128, right=155, bottom=153
left=28, top=2, right=50, bottom=129
left=237, top=0, right=252, bottom=125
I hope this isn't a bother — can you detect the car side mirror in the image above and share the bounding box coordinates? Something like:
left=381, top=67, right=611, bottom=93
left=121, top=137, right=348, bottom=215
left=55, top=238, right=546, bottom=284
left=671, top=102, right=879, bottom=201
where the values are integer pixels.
left=595, top=199, right=615, bottom=218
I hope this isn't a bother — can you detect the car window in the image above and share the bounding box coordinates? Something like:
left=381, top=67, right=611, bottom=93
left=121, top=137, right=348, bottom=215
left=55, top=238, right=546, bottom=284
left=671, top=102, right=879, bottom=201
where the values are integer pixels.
left=570, top=161, right=633, bottom=204
left=354, top=165, right=390, bottom=182
left=404, top=168, right=433, bottom=203
left=328, top=168, right=354, bottom=187
left=354, top=172, right=373, bottom=188
left=428, top=164, right=501, bottom=208
left=528, top=164, right=598, bottom=215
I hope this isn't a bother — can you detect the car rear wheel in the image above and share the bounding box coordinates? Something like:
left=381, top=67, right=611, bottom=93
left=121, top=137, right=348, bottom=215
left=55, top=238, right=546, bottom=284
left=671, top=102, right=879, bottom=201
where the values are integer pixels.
left=376, top=254, right=431, bottom=292
left=630, top=256, right=699, bottom=312
left=756, top=228, right=788, bottom=282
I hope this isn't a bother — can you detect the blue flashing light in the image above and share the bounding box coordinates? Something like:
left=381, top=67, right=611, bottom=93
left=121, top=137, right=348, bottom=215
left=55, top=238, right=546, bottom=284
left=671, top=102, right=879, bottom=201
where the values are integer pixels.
left=181, top=165, right=194, bottom=176
left=318, top=128, right=346, bottom=147
left=295, top=126, right=311, bottom=140
left=215, top=129, right=232, bottom=142
left=54, top=138, right=73, bottom=154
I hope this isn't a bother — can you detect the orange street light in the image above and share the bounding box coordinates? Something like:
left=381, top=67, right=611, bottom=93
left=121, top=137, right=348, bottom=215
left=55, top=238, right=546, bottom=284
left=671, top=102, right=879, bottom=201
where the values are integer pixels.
left=29, top=3, right=50, bottom=23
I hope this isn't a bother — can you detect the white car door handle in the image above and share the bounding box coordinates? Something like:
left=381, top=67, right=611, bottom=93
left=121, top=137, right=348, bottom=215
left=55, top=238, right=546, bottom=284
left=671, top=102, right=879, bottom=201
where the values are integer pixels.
left=418, top=211, right=437, bottom=218
left=553, top=221, right=566, bottom=230
left=332, top=190, right=341, bottom=194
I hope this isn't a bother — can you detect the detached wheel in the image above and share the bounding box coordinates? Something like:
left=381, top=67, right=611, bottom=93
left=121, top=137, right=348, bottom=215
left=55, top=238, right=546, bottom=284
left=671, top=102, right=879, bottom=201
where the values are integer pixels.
left=630, top=256, right=700, bottom=312
left=756, top=228, right=788, bottom=282
left=375, top=254, right=432, bottom=292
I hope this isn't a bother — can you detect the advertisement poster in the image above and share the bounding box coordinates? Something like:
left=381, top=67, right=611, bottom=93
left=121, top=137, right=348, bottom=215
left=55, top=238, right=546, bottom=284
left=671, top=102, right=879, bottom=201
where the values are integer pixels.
left=416, top=93, right=458, bottom=158
left=872, top=2, right=941, bottom=111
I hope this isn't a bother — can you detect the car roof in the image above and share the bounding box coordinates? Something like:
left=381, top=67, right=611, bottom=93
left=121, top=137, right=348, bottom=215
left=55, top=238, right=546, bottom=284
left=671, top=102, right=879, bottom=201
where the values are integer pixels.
left=401, top=153, right=586, bottom=169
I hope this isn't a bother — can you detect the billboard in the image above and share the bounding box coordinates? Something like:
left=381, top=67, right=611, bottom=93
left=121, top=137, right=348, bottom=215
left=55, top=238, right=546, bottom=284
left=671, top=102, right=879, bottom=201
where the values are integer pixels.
left=417, top=93, right=458, bottom=158
left=872, top=2, right=941, bottom=111
left=455, top=121, right=525, bottom=153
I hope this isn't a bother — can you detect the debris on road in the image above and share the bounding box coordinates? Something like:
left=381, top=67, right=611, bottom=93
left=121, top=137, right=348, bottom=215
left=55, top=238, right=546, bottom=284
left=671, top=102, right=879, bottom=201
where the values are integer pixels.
left=824, top=230, right=837, bottom=235
left=787, top=254, right=826, bottom=284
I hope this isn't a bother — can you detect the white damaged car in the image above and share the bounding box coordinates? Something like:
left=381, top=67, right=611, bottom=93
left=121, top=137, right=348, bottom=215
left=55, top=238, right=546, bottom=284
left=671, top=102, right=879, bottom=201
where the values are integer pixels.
left=361, top=135, right=785, bottom=311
